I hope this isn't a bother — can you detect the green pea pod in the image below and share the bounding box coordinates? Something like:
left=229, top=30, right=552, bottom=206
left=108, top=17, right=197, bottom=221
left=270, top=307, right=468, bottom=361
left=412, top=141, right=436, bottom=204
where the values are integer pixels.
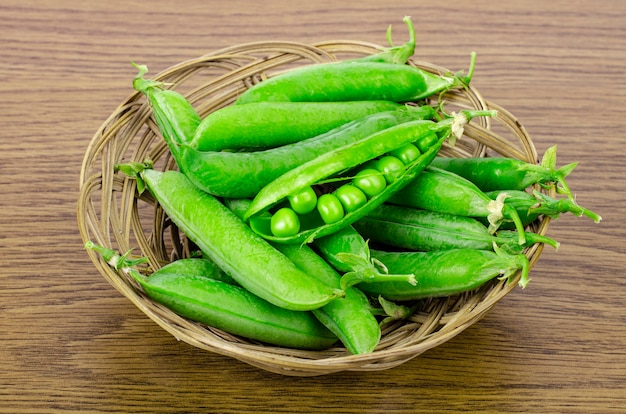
left=179, top=105, right=436, bottom=198
left=358, top=246, right=531, bottom=300
left=353, top=204, right=559, bottom=253
left=85, top=243, right=338, bottom=350
left=189, top=101, right=406, bottom=152
left=388, top=166, right=528, bottom=245
left=224, top=198, right=381, bottom=355
left=430, top=145, right=578, bottom=200
left=244, top=110, right=496, bottom=244
left=235, top=57, right=474, bottom=104
left=277, top=244, right=381, bottom=355
left=484, top=189, right=602, bottom=229
left=131, top=63, right=201, bottom=157
left=311, top=287, right=380, bottom=354
left=118, top=164, right=343, bottom=311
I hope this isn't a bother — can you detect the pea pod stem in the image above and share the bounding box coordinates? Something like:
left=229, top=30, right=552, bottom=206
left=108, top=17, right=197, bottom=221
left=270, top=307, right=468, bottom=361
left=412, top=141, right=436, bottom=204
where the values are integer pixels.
left=495, top=230, right=559, bottom=252
left=336, top=252, right=417, bottom=291
left=539, top=145, right=577, bottom=199
left=497, top=244, right=530, bottom=288
left=349, top=15, right=416, bottom=64
left=85, top=241, right=148, bottom=271
left=375, top=296, right=420, bottom=326
left=131, top=63, right=158, bottom=94
left=461, top=51, right=477, bottom=86
left=131, top=63, right=201, bottom=155
left=385, top=15, right=416, bottom=64
left=529, top=190, right=601, bottom=222
left=433, top=51, right=477, bottom=103
left=312, top=226, right=373, bottom=271
left=485, top=189, right=602, bottom=226
left=487, top=192, right=528, bottom=244
left=312, top=226, right=417, bottom=293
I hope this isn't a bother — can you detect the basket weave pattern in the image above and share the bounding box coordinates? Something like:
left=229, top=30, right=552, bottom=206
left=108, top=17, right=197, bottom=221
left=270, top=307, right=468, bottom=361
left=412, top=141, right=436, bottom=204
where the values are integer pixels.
left=77, top=40, right=551, bottom=376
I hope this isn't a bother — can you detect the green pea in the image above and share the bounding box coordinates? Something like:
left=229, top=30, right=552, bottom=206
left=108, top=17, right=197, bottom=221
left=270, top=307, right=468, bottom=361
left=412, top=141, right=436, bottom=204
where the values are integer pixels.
left=352, top=168, right=387, bottom=198
left=317, top=193, right=345, bottom=224
left=334, top=184, right=367, bottom=213
left=270, top=207, right=301, bottom=237
left=389, top=143, right=421, bottom=164
left=374, top=155, right=405, bottom=183
left=415, top=131, right=439, bottom=153
left=288, top=186, right=318, bottom=215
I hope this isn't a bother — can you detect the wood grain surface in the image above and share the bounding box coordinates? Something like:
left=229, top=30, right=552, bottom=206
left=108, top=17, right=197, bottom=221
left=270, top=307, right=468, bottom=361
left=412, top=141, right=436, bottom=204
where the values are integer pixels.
left=1, top=0, right=625, bottom=412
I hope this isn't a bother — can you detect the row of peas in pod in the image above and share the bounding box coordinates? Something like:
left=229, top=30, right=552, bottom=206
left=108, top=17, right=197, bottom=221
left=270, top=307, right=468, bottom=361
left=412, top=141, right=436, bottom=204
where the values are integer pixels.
left=88, top=17, right=601, bottom=355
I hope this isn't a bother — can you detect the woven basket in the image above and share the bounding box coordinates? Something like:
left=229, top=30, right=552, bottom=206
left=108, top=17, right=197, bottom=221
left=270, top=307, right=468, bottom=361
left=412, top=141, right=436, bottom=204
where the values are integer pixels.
left=77, top=39, right=552, bottom=376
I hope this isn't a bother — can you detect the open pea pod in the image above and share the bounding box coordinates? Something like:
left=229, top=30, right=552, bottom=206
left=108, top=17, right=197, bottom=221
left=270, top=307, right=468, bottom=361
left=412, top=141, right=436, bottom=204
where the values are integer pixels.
left=244, top=110, right=496, bottom=244
left=179, top=105, right=436, bottom=198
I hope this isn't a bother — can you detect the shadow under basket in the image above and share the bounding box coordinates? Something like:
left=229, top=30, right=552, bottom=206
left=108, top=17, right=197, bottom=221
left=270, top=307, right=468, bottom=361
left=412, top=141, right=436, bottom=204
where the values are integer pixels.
left=77, top=40, right=552, bottom=376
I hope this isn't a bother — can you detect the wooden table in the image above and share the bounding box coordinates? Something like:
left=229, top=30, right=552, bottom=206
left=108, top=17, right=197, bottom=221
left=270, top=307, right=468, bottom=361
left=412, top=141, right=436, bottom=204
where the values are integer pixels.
left=2, top=1, right=625, bottom=412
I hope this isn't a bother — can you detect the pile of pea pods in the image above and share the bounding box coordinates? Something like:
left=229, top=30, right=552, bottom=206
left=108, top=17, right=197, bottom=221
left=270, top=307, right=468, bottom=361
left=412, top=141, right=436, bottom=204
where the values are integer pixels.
left=88, top=17, right=601, bottom=355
